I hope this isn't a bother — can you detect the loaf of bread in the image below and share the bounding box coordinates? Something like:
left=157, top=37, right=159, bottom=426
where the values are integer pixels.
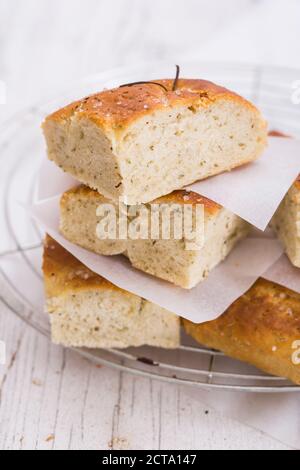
left=59, top=185, right=250, bottom=289
left=43, top=235, right=180, bottom=349
left=183, top=279, right=300, bottom=385
left=272, top=177, right=300, bottom=268
left=43, top=79, right=267, bottom=204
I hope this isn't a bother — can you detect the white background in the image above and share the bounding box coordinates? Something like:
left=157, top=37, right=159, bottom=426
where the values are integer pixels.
left=0, top=0, right=299, bottom=450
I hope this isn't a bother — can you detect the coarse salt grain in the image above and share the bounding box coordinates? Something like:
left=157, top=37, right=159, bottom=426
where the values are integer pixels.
left=272, top=346, right=277, bottom=352
left=161, top=97, right=169, bottom=106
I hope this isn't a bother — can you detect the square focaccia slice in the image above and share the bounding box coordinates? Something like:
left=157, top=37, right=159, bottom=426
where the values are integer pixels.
left=43, top=235, right=180, bottom=349
left=59, top=186, right=250, bottom=289
left=43, top=78, right=267, bottom=204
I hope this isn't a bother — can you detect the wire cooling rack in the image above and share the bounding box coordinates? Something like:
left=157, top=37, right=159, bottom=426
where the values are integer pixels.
left=1, top=61, right=300, bottom=392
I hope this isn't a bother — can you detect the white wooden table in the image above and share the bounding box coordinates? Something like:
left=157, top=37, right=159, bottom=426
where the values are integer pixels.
left=0, top=0, right=298, bottom=450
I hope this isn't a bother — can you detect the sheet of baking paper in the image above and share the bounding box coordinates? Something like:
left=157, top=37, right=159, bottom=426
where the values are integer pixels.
left=37, top=158, right=78, bottom=200
left=263, top=254, right=300, bottom=294
left=29, top=196, right=283, bottom=323
left=186, top=136, right=300, bottom=230
left=249, top=227, right=300, bottom=293
left=38, top=137, right=300, bottom=231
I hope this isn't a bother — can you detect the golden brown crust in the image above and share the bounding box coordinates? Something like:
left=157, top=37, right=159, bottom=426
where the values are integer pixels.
left=183, top=278, right=300, bottom=384
left=43, top=78, right=262, bottom=135
left=43, top=235, right=122, bottom=297
left=62, top=185, right=221, bottom=215
left=60, top=185, right=106, bottom=206
left=153, top=190, right=221, bottom=214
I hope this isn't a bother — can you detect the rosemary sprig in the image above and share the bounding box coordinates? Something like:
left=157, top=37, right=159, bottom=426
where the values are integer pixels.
left=172, top=65, right=180, bottom=91
left=119, top=81, right=168, bottom=92
left=119, top=65, right=181, bottom=93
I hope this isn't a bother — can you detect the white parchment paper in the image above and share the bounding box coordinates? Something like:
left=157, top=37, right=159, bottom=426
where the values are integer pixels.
left=264, top=254, right=300, bottom=293
left=249, top=227, right=300, bottom=293
left=38, top=159, right=78, bottom=200
left=186, top=136, right=300, bottom=230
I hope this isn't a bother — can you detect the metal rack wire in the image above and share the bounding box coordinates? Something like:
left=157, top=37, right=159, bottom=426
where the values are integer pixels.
left=1, top=61, right=300, bottom=392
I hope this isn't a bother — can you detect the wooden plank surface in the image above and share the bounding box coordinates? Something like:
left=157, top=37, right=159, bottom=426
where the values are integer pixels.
left=0, top=302, right=291, bottom=450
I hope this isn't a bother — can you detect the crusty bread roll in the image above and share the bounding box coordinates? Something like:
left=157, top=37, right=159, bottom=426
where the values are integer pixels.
left=59, top=185, right=250, bottom=289
left=43, top=79, right=267, bottom=204
left=43, top=235, right=180, bottom=349
left=183, top=279, right=300, bottom=385
left=272, top=177, right=300, bottom=268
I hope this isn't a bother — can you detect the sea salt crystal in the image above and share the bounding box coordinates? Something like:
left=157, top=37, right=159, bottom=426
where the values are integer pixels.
left=272, top=346, right=277, bottom=352
left=72, top=269, right=90, bottom=280
left=161, top=97, right=169, bottom=107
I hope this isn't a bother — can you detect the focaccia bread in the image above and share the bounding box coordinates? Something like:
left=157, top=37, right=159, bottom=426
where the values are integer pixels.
left=43, top=235, right=180, bottom=349
left=59, top=185, right=250, bottom=289
left=183, top=279, right=300, bottom=385
left=272, top=177, right=300, bottom=267
left=43, top=79, right=267, bottom=204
